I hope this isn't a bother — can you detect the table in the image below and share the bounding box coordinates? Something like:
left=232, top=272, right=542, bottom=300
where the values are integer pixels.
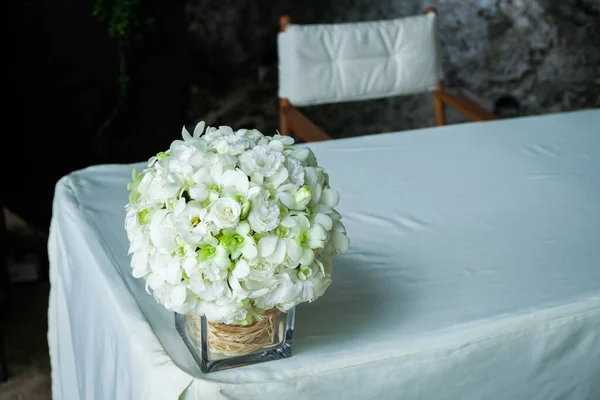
left=48, top=109, right=600, bottom=400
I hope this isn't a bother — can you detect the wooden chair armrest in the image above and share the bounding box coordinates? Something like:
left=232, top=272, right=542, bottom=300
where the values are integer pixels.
left=434, top=90, right=497, bottom=122
left=282, top=106, right=332, bottom=142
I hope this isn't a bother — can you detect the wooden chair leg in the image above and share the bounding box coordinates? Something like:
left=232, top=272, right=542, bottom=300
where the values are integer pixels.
left=279, top=98, right=291, bottom=136
left=279, top=17, right=292, bottom=136
left=433, top=83, right=447, bottom=126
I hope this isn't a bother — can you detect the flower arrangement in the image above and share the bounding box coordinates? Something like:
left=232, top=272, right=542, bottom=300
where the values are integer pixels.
left=125, top=122, right=349, bottom=325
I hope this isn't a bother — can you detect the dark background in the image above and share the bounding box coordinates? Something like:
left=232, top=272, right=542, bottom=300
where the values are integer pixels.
left=5, top=0, right=600, bottom=233
left=6, top=0, right=189, bottom=231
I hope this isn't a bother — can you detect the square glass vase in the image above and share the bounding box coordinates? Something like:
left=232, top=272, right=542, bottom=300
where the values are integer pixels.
left=175, top=308, right=295, bottom=373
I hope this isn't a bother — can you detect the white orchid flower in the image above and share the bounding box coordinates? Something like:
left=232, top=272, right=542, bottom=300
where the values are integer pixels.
left=277, top=184, right=313, bottom=211
left=217, top=221, right=257, bottom=260
left=149, top=210, right=178, bottom=252
left=166, top=122, right=208, bottom=152
left=195, top=236, right=231, bottom=281
left=303, top=167, right=328, bottom=206
left=257, top=235, right=287, bottom=265
left=286, top=214, right=328, bottom=266
left=125, top=122, right=348, bottom=324
left=125, top=209, right=151, bottom=253
left=147, top=252, right=184, bottom=287
left=220, top=168, right=250, bottom=197
left=188, top=274, right=227, bottom=301
left=176, top=203, right=217, bottom=244
left=138, top=173, right=181, bottom=206
left=264, top=166, right=289, bottom=190
left=197, top=297, right=248, bottom=325
left=297, top=264, right=331, bottom=303
left=256, top=234, right=302, bottom=269
left=155, top=283, right=193, bottom=310
left=332, top=221, right=350, bottom=254
left=289, top=147, right=318, bottom=167
left=253, top=272, right=302, bottom=311
left=130, top=250, right=151, bottom=278
left=270, top=134, right=295, bottom=146
left=320, top=187, right=340, bottom=208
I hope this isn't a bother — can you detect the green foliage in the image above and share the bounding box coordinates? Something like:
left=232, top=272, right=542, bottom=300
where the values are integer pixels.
left=93, top=0, right=154, bottom=134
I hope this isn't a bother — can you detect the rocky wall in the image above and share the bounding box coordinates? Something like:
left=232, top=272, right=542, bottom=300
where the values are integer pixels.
left=186, top=0, right=599, bottom=138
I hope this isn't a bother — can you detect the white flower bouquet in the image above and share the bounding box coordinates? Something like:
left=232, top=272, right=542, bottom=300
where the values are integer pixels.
left=125, top=122, right=349, bottom=326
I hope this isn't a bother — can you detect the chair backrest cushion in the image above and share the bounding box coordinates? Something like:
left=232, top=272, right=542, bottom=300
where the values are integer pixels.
left=278, top=13, right=442, bottom=107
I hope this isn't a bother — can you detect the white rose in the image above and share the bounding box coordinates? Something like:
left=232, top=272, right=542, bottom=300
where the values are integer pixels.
left=209, top=197, right=241, bottom=229
left=239, top=146, right=285, bottom=178
left=125, top=121, right=348, bottom=322
left=247, top=193, right=280, bottom=233
left=246, top=258, right=277, bottom=281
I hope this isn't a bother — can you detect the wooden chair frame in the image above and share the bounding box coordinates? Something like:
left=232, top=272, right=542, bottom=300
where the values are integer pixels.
left=278, top=9, right=497, bottom=142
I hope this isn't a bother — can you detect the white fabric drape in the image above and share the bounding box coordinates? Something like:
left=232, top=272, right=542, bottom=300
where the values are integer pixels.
left=49, top=110, right=600, bottom=399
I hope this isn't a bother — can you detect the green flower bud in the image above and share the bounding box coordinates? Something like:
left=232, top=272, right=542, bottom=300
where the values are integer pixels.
left=240, top=199, right=251, bottom=219
left=219, top=233, right=245, bottom=253
left=238, top=314, right=253, bottom=326
left=296, top=269, right=307, bottom=281
left=293, top=186, right=312, bottom=208
left=196, top=245, right=216, bottom=261
left=138, top=209, right=151, bottom=225
left=302, top=266, right=313, bottom=278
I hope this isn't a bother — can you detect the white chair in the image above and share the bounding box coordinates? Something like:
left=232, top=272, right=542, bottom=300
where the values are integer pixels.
left=277, top=8, right=496, bottom=142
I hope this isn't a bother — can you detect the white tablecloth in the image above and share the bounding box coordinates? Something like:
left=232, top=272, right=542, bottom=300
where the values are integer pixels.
left=48, top=110, right=600, bottom=400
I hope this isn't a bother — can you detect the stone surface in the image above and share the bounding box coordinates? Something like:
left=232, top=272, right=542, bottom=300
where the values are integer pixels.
left=186, top=0, right=599, bottom=138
